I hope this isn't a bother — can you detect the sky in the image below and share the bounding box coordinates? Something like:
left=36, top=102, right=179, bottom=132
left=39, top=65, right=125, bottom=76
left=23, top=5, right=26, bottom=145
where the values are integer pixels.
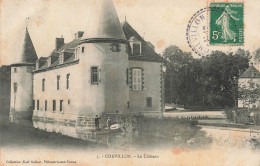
left=0, top=0, right=259, bottom=65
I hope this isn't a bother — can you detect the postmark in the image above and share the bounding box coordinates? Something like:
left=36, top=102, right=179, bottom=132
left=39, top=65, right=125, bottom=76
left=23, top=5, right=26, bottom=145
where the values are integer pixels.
left=186, top=2, right=244, bottom=56
left=186, top=8, right=211, bottom=56
left=209, top=3, right=244, bottom=45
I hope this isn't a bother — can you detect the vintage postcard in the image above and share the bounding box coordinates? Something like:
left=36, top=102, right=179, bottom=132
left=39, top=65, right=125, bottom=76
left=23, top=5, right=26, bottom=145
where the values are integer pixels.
left=0, top=0, right=260, bottom=165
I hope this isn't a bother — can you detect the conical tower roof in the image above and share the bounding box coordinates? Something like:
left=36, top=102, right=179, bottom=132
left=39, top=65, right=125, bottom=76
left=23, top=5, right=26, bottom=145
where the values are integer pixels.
left=81, top=0, right=126, bottom=42
left=13, top=28, right=38, bottom=64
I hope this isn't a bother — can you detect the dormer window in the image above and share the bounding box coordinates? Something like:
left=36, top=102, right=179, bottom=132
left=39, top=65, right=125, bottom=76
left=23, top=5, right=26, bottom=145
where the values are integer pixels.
left=129, top=36, right=141, bottom=56
left=36, top=62, right=39, bottom=70
left=47, top=58, right=51, bottom=67
left=133, top=43, right=141, bottom=55
left=75, top=48, right=79, bottom=60
left=59, top=53, right=64, bottom=64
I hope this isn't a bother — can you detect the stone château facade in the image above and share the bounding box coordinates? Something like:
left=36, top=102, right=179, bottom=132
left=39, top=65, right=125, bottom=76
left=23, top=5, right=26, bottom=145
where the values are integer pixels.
left=9, top=0, right=164, bottom=135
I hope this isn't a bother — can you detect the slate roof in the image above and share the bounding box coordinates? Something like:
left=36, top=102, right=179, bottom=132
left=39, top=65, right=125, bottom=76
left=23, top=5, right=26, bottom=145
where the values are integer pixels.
left=240, top=66, right=260, bottom=78
left=13, top=28, right=38, bottom=65
left=35, top=20, right=164, bottom=72
left=57, top=38, right=80, bottom=52
left=35, top=39, right=80, bottom=72
left=81, top=0, right=126, bottom=42
left=122, top=21, right=164, bottom=63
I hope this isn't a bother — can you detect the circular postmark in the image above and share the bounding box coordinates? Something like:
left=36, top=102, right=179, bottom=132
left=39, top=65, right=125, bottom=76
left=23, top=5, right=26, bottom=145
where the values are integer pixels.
left=186, top=7, right=240, bottom=56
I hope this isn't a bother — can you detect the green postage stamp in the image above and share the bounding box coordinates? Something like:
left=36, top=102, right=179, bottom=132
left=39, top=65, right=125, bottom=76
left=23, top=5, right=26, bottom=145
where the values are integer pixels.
left=209, top=3, right=244, bottom=45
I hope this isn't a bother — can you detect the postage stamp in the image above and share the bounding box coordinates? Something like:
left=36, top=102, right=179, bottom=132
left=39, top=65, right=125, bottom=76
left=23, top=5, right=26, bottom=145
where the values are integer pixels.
left=186, top=2, right=244, bottom=56
left=209, top=2, right=244, bottom=45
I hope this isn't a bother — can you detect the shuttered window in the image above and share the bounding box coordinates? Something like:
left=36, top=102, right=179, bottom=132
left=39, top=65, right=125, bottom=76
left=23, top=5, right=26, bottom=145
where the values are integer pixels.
left=132, top=69, right=142, bottom=90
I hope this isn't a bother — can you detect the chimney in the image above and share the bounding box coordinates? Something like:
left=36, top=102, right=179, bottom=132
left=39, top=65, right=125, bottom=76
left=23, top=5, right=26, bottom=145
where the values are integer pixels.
left=56, top=37, right=64, bottom=51
left=74, top=31, right=84, bottom=39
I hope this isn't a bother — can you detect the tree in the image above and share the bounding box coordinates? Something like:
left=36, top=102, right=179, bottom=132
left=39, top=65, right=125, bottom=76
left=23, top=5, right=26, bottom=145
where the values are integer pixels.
left=163, top=46, right=251, bottom=109
left=201, top=50, right=249, bottom=107
left=238, top=78, right=260, bottom=109
left=0, top=65, right=11, bottom=116
left=254, top=48, right=260, bottom=61
left=163, top=45, right=193, bottom=105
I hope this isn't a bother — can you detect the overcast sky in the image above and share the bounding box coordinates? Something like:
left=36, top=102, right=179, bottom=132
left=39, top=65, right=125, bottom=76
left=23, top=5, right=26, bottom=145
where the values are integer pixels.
left=0, top=0, right=259, bottom=65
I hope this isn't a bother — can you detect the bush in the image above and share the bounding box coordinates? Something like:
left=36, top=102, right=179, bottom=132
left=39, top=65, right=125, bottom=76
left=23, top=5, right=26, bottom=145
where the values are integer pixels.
left=253, top=108, right=260, bottom=125
left=137, top=117, right=200, bottom=142
left=224, top=107, right=256, bottom=124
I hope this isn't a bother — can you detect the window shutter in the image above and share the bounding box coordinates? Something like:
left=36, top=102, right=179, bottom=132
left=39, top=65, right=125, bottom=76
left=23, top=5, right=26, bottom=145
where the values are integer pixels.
left=129, top=69, right=132, bottom=89
left=126, top=68, right=129, bottom=85
left=99, top=67, right=101, bottom=83
left=142, top=68, right=144, bottom=90
left=89, top=67, right=91, bottom=83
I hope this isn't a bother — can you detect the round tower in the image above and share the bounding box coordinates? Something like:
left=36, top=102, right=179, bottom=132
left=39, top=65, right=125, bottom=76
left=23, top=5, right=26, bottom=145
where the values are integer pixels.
left=77, top=0, right=129, bottom=117
left=9, top=27, right=38, bottom=123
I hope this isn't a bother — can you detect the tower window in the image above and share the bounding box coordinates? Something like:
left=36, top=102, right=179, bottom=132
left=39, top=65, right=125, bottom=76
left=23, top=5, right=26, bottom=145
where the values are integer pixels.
left=91, top=67, right=99, bottom=84
left=133, top=43, right=141, bottom=55
left=132, top=68, right=142, bottom=90
left=42, top=79, right=45, bottom=91
left=60, top=100, right=63, bottom=112
left=82, top=47, right=85, bottom=53
left=45, top=100, right=47, bottom=111
left=53, top=100, right=56, bottom=111
left=37, top=100, right=39, bottom=110
left=68, top=100, right=70, bottom=105
left=110, top=43, right=120, bottom=52
left=14, top=68, right=17, bottom=73
left=57, top=76, right=60, bottom=90
left=146, top=97, right=152, bottom=107
left=66, top=74, right=70, bottom=89
left=13, top=83, right=18, bottom=92
left=14, top=82, right=18, bottom=92
left=33, top=100, right=35, bottom=110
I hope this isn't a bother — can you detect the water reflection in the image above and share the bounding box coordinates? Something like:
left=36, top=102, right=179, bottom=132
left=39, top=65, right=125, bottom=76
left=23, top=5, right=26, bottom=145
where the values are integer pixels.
left=32, top=118, right=260, bottom=150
